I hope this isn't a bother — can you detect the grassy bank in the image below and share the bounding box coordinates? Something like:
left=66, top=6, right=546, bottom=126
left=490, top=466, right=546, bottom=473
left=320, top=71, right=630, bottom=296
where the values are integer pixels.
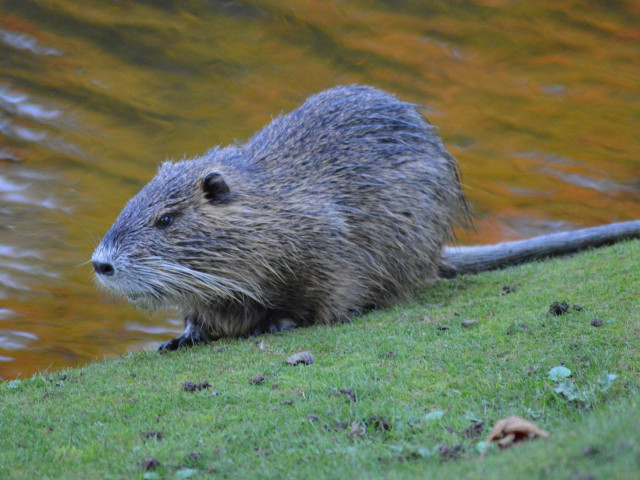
left=2, top=240, right=639, bottom=479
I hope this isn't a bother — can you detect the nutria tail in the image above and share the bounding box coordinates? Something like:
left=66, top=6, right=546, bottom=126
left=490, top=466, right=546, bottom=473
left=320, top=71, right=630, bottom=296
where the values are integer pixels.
left=440, top=219, right=640, bottom=278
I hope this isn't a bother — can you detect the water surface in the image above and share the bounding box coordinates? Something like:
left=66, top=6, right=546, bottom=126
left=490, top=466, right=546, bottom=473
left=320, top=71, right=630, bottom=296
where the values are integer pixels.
left=1, top=0, right=639, bottom=379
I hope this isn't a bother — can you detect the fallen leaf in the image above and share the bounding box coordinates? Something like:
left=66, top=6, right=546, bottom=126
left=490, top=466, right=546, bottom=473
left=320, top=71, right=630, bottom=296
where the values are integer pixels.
left=554, top=382, right=584, bottom=402
left=424, top=410, right=444, bottom=421
left=175, top=468, right=197, bottom=479
left=548, top=366, right=571, bottom=381
left=480, top=416, right=549, bottom=458
left=598, top=373, right=618, bottom=392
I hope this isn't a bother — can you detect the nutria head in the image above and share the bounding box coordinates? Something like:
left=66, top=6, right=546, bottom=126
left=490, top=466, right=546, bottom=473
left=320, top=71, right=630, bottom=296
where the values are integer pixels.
left=91, top=151, right=263, bottom=314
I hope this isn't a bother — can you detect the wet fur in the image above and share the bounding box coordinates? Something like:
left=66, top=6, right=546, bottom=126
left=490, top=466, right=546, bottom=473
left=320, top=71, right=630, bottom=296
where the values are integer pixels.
left=92, top=85, right=470, bottom=349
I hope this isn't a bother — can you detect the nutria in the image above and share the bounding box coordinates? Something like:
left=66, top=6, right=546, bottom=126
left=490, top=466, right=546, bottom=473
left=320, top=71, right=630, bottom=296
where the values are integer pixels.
left=91, top=85, right=640, bottom=351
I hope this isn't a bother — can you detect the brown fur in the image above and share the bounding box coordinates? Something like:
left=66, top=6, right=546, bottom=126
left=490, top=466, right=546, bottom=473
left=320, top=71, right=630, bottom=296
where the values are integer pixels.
left=92, top=85, right=470, bottom=350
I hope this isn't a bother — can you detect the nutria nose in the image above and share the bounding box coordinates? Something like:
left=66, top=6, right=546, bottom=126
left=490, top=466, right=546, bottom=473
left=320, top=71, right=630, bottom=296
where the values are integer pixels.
left=93, top=261, right=115, bottom=276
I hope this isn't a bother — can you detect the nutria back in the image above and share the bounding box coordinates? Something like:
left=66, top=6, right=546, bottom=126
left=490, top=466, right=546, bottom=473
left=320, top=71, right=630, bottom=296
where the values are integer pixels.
left=92, top=85, right=470, bottom=349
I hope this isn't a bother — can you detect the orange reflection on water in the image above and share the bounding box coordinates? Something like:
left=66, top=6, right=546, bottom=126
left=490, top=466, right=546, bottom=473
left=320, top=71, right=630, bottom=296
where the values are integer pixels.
left=0, top=0, right=638, bottom=379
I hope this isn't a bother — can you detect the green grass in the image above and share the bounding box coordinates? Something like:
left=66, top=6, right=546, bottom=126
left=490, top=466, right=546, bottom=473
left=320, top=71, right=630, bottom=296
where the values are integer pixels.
left=2, top=241, right=639, bottom=479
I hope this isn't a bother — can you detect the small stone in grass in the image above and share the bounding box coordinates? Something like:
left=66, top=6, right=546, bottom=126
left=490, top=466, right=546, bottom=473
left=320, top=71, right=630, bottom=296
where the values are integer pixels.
left=437, top=324, right=450, bottom=331
left=249, top=373, right=265, bottom=385
left=461, top=319, right=477, bottom=328
left=286, top=351, right=315, bottom=365
left=591, top=318, right=603, bottom=327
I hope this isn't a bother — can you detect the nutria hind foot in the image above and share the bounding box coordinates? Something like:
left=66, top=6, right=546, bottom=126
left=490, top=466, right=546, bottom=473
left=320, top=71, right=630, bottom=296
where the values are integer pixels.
left=249, top=317, right=298, bottom=337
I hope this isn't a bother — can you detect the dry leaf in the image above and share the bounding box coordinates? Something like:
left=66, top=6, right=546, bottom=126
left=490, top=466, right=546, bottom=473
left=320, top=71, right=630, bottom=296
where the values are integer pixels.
left=480, top=415, right=550, bottom=458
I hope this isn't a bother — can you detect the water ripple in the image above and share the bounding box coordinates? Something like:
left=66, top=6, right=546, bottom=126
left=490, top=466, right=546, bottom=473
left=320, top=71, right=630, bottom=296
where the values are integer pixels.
left=0, top=85, right=62, bottom=122
left=0, top=309, right=18, bottom=321
left=543, top=168, right=639, bottom=194
left=124, top=322, right=183, bottom=336
left=0, top=330, right=39, bottom=351
left=0, top=28, right=62, bottom=56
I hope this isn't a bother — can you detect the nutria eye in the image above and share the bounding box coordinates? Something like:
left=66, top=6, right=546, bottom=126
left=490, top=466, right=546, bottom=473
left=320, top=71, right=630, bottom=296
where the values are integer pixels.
left=155, top=214, right=173, bottom=229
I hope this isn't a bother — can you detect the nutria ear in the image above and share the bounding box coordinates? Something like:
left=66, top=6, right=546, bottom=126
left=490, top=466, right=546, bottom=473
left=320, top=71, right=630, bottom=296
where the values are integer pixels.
left=202, top=172, right=230, bottom=203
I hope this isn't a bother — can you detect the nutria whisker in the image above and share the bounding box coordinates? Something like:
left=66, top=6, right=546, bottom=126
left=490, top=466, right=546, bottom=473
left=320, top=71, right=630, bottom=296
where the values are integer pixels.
left=136, top=257, right=262, bottom=304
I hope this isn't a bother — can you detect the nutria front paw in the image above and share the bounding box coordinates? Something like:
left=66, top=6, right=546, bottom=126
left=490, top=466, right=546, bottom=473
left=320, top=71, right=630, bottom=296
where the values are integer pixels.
left=158, top=333, right=203, bottom=352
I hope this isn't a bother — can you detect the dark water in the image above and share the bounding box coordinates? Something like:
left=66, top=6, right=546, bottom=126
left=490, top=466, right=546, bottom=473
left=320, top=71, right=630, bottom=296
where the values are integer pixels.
left=1, top=0, right=639, bottom=379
